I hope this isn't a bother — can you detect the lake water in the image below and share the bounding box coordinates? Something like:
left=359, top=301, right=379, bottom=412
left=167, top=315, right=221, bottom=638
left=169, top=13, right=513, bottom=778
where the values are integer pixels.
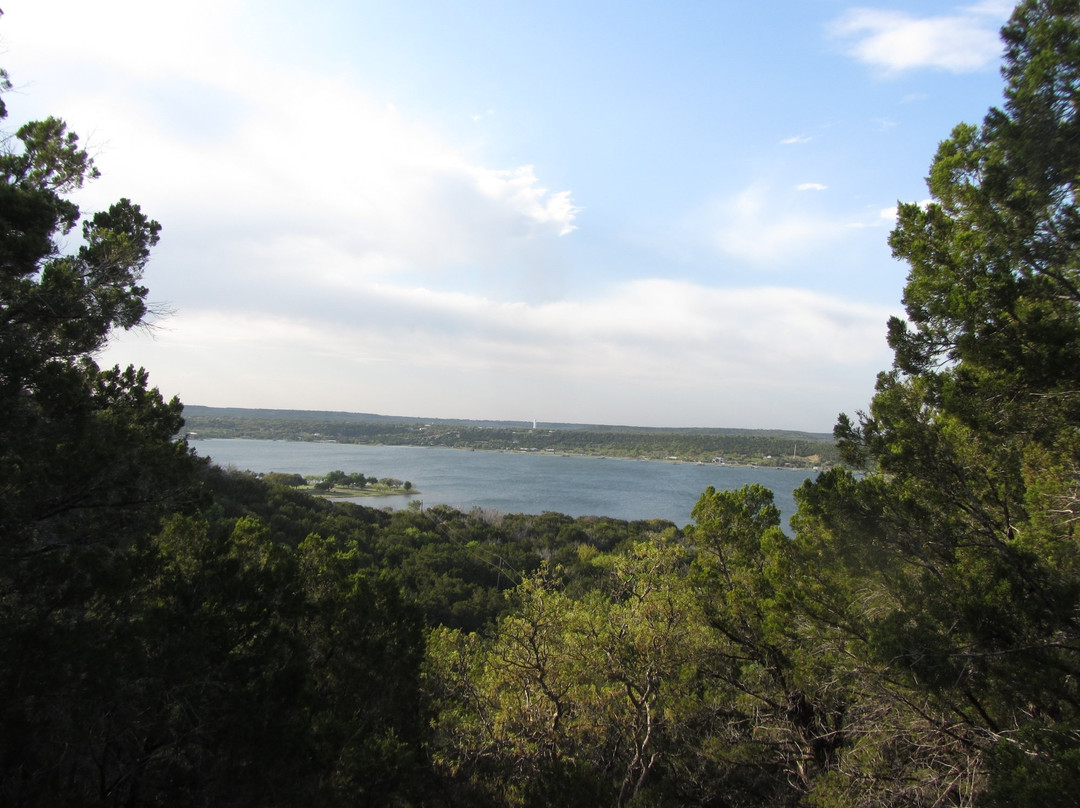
left=193, top=439, right=816, bottom=528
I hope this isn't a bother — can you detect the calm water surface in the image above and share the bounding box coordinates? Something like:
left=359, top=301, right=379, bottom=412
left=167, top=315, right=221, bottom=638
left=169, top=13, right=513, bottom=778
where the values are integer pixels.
left=195, top=439, right=815, bottom=528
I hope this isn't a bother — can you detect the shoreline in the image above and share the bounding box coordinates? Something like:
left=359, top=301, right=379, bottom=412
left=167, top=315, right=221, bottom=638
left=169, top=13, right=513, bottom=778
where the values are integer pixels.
left=314, top=487, right=419, bottom=499
left=192, top=437, right=828, bottom=473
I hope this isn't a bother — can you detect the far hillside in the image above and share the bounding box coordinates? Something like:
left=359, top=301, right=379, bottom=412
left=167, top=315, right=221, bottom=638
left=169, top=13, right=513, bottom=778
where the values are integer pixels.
left=182, top=406, right=840, bottom=468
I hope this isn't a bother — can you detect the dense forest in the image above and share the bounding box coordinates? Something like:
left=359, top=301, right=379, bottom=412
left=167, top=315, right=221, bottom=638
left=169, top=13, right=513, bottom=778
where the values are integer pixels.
left=3, top=1, right=1080, bottom=805
left=181, top=406, right=841, bottom=468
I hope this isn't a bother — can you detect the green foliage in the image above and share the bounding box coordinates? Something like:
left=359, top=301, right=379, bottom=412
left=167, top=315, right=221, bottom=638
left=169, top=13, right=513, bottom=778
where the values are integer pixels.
left=183, top=407, right=842, bottom=466
left=1, top=511, right=429, bottom=806
left=425, top=486, right=856, bottom=806
left=0, top=72, right=433, bottom=806
left=0, top=80, right=202, bottom=555
left=262, top=470, right=306, bottom=487
left=797, top=1, right=1080, bottom=801
left=425, top=547, right=710, bottom=807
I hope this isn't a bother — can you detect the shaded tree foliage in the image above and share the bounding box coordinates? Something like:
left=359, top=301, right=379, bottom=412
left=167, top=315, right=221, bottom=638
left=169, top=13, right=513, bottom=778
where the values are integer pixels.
left=0, top=70, right=430, bottom=806
left=804, top=1, right=1080, bottom=802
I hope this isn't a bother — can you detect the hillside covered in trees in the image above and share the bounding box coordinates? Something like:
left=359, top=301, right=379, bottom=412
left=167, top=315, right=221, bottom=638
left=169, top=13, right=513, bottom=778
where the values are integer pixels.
left=3, top=1, right=1080, bottom=805
left=181, top=406, right=840, bottom=467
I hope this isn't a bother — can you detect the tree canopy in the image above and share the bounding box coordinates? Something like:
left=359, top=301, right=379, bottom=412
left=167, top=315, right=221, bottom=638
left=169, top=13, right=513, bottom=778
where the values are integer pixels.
left=817, top=0, right=1080, bottom=802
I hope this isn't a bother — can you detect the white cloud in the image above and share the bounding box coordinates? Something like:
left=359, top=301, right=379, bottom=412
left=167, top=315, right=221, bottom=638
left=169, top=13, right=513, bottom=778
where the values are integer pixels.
left=5, top=1, right=253, bottom=100
left=7, top=0, right=579, bottom=292
left=880, top=205, right=900, bottom=223
left=964, top=1, right=1018, bottom=17
left=831, top=6, right=1006, bottom=73
left=796, top=182, right=828, bottom=192
left=706, top=185, right=870, bottom=265
left=472, top=165, right=580, bottom=236
left=102, top=279, right=895, bottom=429
left=780, top=135, right=812, bottom=145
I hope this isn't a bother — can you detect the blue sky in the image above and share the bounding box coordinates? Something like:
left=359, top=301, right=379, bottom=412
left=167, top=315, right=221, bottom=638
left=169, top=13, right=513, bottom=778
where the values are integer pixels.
left=4, top=1, right=1015, bottom=430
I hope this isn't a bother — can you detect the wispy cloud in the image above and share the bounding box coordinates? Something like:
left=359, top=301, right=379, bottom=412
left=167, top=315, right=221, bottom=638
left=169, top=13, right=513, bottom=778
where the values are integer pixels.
left=780, top=134, right=812, bottom=145
left=473, top=165, right=581, bottom=236
left=831, top=5, right=1008, bottom=74
left=964, top=1, right=1019, bottom=16
left=706, top=185, right=863, bottom=265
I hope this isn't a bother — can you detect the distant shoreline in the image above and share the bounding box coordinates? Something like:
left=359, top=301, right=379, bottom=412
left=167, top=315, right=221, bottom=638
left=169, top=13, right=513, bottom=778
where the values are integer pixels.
left=193, top=436, right=823, bottom=474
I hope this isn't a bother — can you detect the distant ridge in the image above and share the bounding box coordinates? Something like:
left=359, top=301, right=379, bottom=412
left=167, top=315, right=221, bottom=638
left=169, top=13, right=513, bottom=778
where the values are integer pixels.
left=182, top=405, right=833, bottom=442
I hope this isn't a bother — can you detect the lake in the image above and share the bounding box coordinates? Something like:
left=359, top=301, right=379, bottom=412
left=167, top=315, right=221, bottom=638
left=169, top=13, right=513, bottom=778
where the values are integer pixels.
left=193, top=439, right=816, bottom=528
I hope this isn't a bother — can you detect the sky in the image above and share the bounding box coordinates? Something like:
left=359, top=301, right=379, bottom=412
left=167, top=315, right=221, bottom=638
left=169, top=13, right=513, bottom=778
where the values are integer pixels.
left=2, top=0, right=1017, bottom=430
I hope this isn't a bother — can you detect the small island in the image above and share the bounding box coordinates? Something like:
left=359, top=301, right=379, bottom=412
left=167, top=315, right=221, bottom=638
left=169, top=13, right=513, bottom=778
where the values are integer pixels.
left=262, top=470, right=417, bottom=498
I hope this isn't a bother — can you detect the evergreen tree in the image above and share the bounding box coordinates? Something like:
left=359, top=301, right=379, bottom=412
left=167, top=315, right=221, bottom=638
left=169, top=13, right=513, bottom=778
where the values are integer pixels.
left=798, top=1, right=1080, bottom=801
left=0, top=69, right=209, bottom=804
left=0, top=81, right=203, bottom=553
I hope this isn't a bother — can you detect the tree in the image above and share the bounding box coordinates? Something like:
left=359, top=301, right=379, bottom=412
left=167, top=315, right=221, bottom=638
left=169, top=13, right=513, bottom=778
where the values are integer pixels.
left=687, top=485, right=850, bottom=804
left=0, top=67, right=436, bottom=807
left=0, top=81, right=202, bottom=553
left=0, top=71, right=206, bottom=804
left=803, top=1, right=1080, bottom=802
left=323, top=469, right=348, bottom=487
left=263, top=471, right=306, bottom=487
left=424, top=548, right=710, bottom=808
left=425, top=513, right=808, bottom=807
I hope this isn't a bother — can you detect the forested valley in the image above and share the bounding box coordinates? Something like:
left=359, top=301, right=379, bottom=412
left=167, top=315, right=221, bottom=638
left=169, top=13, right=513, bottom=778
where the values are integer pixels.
left=4, top=1, right=1080, bottom=805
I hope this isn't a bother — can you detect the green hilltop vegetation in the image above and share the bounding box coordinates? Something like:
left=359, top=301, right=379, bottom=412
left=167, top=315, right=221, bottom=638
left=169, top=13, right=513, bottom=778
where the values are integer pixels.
left=182, top=405, right=841, bottom=467
left=4, top=3, right=1080, bottom=806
